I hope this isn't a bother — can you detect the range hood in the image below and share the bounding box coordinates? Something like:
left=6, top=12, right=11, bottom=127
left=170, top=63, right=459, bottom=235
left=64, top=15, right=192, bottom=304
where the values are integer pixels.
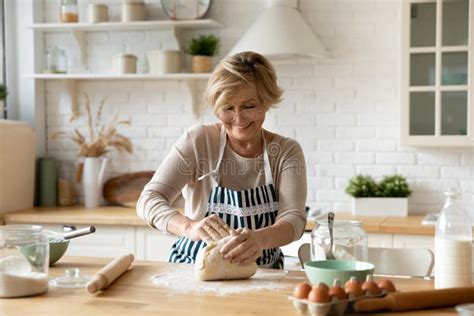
left=229, top=0, right=329, bottom=59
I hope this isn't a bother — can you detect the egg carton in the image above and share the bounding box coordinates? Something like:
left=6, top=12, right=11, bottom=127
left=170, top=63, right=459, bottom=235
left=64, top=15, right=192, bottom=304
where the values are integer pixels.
left=288, top=290, right=389, bottom=316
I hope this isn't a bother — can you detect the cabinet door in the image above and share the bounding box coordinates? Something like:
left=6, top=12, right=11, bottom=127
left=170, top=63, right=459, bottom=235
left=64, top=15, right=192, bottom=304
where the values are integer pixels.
left=40, top=224, right=136, bottom=258
left=136, top=227, right=178, bottom=261
left=368, top=233, right=393, bottom=248
left=401, top=0, right=474, bottom=146
left=392, top=234, right=434, bottom=250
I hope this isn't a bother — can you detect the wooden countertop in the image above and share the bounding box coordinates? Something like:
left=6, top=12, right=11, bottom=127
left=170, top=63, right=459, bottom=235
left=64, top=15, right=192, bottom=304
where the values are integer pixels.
left=2, top=205, right=147, bottom=227
left=306, top=213, right=436, bottom=236
left=3, top=206, right=436, bottom=236
left=0, top=256, right=457, bottom=315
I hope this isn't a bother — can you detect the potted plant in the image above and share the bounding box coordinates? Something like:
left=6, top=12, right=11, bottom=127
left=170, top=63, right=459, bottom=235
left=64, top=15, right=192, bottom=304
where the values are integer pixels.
left=52, top=93, right=133, bottom=208
left=345, top=174, right=412, bottom=217
left=187, top=34, right=220, bottom=73
left=0, top=84, right=7, bottom=114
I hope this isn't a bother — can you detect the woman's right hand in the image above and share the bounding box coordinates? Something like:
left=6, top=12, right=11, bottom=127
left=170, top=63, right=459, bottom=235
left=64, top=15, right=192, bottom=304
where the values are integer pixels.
left=184, top=214, right=231, bottom=242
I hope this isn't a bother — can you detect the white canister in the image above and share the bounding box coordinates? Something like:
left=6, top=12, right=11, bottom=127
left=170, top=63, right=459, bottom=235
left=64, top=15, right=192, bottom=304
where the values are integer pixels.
left=147, top=50, right=181, bottom=74
left=121, top=0, right=145, bottom=22
left=113, top=54, right=137, bottom=74
left=88, top=4, right=109, bottom=23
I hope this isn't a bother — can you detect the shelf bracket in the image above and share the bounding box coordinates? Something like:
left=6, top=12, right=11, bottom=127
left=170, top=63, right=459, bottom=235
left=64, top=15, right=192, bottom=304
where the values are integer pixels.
left=72, top=30, right=87, bottom=70
left=186, top=79, right=207, bottom=117
left=62, top=79, right=79, bottom=115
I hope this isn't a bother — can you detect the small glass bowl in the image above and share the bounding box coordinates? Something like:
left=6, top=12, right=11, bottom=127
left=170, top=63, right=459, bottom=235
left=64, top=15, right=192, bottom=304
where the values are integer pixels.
left=456, top=303, right=474, bottom=316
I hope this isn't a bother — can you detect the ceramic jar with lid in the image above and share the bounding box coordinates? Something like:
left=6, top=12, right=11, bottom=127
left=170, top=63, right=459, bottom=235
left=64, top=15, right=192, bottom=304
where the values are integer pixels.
left=88, top=4, right=109, bottom=23
left=0, top=225, right=49, bottom=298
left=311, top=220, right=368, bottom=261
left=121, top=0, right=145, bottom=22
left=113, top=54, right=137, bottom=74
left=147, top=50, right=181, bottom=74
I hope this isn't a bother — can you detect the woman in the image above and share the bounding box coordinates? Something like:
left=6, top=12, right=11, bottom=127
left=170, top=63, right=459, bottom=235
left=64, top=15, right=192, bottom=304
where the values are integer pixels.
left=137, top=51, right=307, bottom=269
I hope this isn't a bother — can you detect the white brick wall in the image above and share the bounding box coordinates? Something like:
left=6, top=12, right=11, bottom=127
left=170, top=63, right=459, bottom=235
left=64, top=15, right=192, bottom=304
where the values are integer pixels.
left=42, top=0, right=474, bottom=217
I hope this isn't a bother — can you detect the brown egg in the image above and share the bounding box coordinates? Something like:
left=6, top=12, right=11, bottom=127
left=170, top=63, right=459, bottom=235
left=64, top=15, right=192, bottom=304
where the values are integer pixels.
left=377, top=279, right=396, bottom=293
left=329, top=279, right=348, bottom=300
left=313, top=282, right=329, bottom=293
left=293, top=282, right=312, bottom=299
left=362, top=275, right=381, bottom=295
left=344, top=276, right=364, bottom=297
left=308, top=283, right=331, bottom=303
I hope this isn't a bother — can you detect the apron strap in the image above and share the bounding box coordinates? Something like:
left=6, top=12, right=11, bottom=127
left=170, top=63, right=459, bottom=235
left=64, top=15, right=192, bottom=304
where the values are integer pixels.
left=197, top=127, right=226, bottom=183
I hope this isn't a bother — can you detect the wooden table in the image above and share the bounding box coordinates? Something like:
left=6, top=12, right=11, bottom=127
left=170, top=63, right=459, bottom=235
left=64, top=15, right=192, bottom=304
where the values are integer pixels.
left=0, top=257, right=459, bottom=316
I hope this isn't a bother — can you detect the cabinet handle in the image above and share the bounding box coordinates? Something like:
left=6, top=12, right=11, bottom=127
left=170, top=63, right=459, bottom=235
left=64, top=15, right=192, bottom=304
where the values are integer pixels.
left=62, top=225, right=77, bottom=233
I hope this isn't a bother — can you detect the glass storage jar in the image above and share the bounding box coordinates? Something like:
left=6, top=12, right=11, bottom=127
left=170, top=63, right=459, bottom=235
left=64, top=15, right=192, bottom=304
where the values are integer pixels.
left=0, top=225, right=49, bottom=298
left=45, top=47, right=68, bottom=74
left=311, top=220, right=368, bottom=261
left=60, top=0, right=79, bottom=23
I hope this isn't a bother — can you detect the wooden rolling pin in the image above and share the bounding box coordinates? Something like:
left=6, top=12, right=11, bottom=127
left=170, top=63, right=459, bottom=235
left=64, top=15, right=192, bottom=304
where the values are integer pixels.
left=86, top=254, right=134, bottom=294
left=354, top=286, right=474, bottom=313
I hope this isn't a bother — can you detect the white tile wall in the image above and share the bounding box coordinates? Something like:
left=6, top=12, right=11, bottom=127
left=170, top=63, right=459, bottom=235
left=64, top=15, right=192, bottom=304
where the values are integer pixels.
left=42, top=0, right=474, bottom=216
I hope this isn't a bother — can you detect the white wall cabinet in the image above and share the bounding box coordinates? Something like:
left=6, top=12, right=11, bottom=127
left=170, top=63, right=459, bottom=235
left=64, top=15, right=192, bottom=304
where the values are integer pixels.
left=282, top=232, right=432, bottom=259
left=36, top=224, right=177, bottom=262
left=401, top=0, right=474, bottom=146
left=136, top=227, right=178, bottom=261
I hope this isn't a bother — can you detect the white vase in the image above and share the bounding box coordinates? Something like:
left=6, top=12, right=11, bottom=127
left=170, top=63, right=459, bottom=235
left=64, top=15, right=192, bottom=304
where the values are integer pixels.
left=352, top=197, right=408, bottom=217
left=83, top=157, right=108, bottom=208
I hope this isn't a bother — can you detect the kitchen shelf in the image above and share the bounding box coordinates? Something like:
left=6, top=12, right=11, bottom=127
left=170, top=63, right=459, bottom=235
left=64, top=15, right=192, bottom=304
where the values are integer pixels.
left=27, top=73, right=211, bottom=116
left=28, top=19, right=221, bottom=118
left=28, top=19, right=222, bottom=32
left=28, top=19, right=221, bottom=70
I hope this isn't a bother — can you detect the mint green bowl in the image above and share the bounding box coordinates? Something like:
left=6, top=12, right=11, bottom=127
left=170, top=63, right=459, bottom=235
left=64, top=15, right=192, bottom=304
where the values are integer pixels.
left=48, top=239, right=70, bottom=266
left=304, top=260, right=375, bottom=286
left=17, top=230, right=70, bottom=266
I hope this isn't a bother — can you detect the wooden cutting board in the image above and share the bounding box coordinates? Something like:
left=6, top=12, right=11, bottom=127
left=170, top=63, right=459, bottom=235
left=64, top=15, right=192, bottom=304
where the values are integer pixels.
left=103, top=171, right=154, bottom=207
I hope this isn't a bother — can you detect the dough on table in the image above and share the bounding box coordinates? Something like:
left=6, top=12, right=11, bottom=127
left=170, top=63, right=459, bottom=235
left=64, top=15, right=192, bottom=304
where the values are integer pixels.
left=195, top=236, right=257, bottom=281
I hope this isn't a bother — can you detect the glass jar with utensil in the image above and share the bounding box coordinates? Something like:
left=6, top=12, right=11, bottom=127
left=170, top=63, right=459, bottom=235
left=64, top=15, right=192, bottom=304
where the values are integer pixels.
left=311, top=220, right=368, bottom=261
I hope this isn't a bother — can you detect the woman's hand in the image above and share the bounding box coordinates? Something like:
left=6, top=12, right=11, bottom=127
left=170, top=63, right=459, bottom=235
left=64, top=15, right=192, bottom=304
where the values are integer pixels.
left=184, top=214, right=231, bottom=242
left=220, top=228, right=263, bottom=266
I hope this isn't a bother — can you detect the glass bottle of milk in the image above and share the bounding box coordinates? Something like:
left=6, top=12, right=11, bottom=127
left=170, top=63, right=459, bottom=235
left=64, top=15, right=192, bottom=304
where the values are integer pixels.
left=435, top=190, right=472, bottom=289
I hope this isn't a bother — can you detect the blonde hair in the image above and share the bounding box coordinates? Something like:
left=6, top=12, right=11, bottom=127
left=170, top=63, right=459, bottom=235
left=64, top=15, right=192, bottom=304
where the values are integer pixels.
left=204, top=51, right=283, bottom=114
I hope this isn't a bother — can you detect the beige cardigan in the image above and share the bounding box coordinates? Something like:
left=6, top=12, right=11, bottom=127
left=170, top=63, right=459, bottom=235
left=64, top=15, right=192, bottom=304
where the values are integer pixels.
left=137, top=123, right=307, bottom=241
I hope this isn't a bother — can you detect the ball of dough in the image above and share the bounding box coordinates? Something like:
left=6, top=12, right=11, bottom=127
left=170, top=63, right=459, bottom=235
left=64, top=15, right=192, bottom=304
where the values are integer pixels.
left=195, top=236, right=257, bottom=281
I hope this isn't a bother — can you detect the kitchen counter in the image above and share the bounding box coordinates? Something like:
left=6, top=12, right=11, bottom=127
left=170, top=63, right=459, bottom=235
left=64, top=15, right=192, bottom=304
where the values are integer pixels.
left=2, top=205, right=147, bottom=226
left=306, top=213, right=437, bottom=236
left=0, top=256, right=458, bottom=315
left=2, top=206, right=437, bottom=236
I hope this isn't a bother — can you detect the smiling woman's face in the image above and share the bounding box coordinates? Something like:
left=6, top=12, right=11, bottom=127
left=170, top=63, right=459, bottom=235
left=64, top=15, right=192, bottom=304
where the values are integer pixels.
left=217, top=84, right=266, bottom=144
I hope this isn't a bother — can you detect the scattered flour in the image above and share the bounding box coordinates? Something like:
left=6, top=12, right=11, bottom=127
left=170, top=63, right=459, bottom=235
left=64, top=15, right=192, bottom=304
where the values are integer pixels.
left=0, top=256, right=48, bottom=298
left=151, top=267, right=306, bottom=296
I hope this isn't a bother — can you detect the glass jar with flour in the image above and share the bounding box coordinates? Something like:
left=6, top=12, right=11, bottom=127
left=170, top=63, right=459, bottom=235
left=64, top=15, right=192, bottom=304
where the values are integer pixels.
left=435, top=190, right=472, bottom=289
left=0, top=225, right=49, bottom=297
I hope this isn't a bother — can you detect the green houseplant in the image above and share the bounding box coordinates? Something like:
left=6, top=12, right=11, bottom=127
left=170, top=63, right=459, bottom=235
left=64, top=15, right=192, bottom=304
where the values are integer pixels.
left=0, top=84, right=7, bottom=115
left=187, top=34, right=220, bottom=73
left=0, top=84, right=7, bottom=101
left=345, top=174, right=411, bottom=216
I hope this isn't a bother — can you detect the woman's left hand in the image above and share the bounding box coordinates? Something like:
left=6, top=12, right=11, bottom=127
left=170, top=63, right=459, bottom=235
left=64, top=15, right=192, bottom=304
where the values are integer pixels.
left=220, top=228, right=263, bottom=266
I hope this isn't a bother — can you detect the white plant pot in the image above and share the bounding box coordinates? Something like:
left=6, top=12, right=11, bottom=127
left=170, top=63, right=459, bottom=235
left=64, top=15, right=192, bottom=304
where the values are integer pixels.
left=83, top=157, right=108, bottom=209
left=352, top=198, right=408, bottom=217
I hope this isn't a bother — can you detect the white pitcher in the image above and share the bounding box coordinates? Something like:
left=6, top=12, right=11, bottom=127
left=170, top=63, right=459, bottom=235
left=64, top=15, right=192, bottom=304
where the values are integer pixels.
left=82, top=157, right=108, bottom=208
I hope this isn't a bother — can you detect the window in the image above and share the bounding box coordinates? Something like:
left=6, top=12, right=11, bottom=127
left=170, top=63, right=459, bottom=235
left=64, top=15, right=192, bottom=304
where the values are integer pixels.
left=0, top=0, right=5, bottom=118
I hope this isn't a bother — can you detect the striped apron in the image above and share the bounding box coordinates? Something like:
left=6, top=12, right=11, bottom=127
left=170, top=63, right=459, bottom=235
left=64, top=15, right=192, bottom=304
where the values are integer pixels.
left=168, top=126, right=284, bottom=269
